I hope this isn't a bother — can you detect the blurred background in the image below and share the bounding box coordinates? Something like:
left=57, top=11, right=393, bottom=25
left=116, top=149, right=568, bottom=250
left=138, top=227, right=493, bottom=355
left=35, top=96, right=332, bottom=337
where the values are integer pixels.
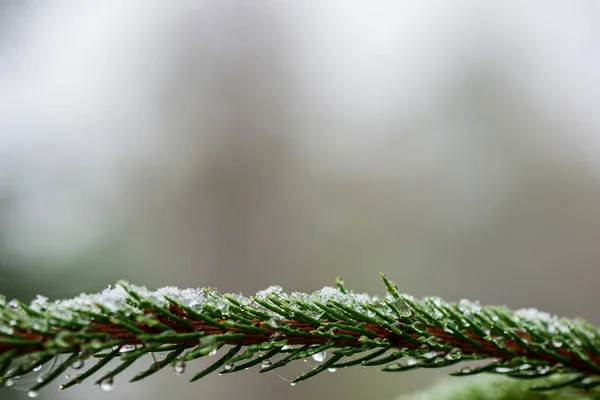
left=2, top=1, right=600, bottom=399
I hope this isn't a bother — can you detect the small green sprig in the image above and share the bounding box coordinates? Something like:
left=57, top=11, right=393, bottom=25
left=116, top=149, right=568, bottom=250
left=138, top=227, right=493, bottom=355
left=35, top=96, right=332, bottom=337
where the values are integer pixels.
left=1, top=274, right=600, bottom=397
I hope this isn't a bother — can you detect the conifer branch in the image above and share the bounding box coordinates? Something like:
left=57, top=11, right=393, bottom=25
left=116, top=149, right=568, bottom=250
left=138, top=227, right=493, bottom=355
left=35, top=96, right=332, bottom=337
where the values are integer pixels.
left=1, top=274, right=600, bottom=397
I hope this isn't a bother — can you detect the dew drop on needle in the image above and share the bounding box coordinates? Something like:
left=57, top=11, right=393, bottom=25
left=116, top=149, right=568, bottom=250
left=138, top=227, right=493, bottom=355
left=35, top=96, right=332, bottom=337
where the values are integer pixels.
left=100, top=377, right=114, bottom=392
left=173, top=360, right=186, bottom=375
left=312, top=351, right=327, bottom=363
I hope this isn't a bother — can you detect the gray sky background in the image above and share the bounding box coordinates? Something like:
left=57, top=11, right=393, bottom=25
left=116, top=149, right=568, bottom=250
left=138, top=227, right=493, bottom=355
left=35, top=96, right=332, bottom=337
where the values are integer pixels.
left=2, top=2, right=600, bottom=400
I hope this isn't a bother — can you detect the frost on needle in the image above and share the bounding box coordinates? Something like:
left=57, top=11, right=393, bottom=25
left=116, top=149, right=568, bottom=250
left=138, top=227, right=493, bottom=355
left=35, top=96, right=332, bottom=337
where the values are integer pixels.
left=1, top=274, right=600, bottom=397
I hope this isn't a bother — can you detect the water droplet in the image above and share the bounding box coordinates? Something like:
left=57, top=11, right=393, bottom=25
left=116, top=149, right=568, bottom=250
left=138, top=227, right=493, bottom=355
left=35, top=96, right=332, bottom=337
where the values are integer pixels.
left=582, top=376, right=596, bottom=385
left=269, top=333, right=286, bottom=343
left=27, top=390, right=39, bottom=398
left=223, top=363, right=234, bottom=371
left=65, top=374, right=71, bottom=380
left=425, top=336, right=440, bottom=345
left=412, top=321, right=426, bottom=331
left=4, top=378, right=14, bottom=387
left=71, top=359, right=85, bottom=370
left=119, top=345, right=136, bottom=353
left=208, top=349, right=218, bottom=356
left=281, top=345, right=292, bottom=350
left=160, top=353, right=165, bottom=359
left=173, top=360, right=186, bottom=375
left=446, top=347, right=462, bottom=360
left=258, top=350, right=268, bottom=357
left=261, top=360, right=272, bottom=369
left=328, top=368, right=337, bottom=373
left=552, top=339, right=563, bottom=348
left=290, top=382, right=297, bottom=386
left=100, top=377, right=114, bottom=391
left=519, top=363, right=532, bottom=370
left=404, top=357, right=419, bottom=366
left=460, top=367, right=471, bottom=374
left=393, top=298, right=411, bottom=316
left=33, top=365, right=42, bottom=372
left=495, top=367, right=512, bottom=373
left=36, top=375, right=45, bottom=383
left=312, top=351, right=327, bottom=363
left=537, top=366, right=550, bottom=374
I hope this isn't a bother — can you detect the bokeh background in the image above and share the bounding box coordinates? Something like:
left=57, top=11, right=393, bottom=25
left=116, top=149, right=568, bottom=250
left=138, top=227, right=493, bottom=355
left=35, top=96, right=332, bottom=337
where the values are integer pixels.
left=2, top=1, right=600, bottom=399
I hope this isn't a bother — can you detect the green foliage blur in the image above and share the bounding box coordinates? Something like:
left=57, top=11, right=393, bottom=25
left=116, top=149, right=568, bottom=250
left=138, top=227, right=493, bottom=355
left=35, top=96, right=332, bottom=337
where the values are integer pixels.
left=400, top=376, right=595, bottom=400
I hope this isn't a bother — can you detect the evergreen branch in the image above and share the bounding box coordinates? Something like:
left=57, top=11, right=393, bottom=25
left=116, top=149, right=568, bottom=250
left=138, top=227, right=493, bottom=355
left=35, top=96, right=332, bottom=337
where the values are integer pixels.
left=1, top=275, right=600, bottom=397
